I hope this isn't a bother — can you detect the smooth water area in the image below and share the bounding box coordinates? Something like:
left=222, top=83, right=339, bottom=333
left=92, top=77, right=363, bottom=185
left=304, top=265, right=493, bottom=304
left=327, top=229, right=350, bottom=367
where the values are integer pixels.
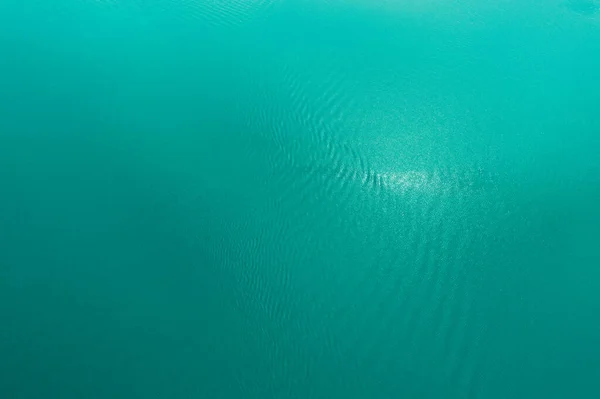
left=1, top=1, right=600, bottom=398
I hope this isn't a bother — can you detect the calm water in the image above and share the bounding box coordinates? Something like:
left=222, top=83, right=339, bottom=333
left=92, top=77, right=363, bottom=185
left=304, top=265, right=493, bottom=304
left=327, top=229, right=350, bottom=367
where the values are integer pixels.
left=1, top=1, right=600, bottom=398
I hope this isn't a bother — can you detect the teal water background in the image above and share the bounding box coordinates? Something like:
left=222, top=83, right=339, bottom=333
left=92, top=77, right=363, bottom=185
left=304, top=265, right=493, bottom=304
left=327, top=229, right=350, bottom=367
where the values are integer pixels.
left=1, top=1, right=600, bottom=398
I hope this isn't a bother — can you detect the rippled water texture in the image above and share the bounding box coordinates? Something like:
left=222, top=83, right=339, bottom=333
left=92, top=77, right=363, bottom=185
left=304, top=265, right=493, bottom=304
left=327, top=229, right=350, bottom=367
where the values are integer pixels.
left=1, top=1, right=600, bottom=398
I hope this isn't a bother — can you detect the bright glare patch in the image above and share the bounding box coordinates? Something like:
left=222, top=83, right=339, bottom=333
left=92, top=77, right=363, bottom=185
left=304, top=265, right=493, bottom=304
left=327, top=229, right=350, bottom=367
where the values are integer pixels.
left=379, top=170, right=442, bottom=194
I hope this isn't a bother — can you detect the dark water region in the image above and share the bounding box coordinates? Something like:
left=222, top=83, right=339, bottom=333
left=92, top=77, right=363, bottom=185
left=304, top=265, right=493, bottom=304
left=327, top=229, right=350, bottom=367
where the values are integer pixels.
left=1, top=1, right=600, bottom=398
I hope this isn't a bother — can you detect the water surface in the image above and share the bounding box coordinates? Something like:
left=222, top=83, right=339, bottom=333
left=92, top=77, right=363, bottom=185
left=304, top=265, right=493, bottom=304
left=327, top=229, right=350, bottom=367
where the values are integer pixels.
left=1, top=1, right=600, bottom=398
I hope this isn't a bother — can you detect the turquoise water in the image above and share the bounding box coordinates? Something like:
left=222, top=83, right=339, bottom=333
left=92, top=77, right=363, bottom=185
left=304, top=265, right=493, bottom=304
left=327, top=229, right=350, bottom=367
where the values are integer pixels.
left=1, top=1, right=600, bottom=397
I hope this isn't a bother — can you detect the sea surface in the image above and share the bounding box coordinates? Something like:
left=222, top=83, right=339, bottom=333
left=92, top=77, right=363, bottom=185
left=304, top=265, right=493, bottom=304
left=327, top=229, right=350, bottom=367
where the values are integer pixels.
left=1, top=1, right=600, bottom=398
